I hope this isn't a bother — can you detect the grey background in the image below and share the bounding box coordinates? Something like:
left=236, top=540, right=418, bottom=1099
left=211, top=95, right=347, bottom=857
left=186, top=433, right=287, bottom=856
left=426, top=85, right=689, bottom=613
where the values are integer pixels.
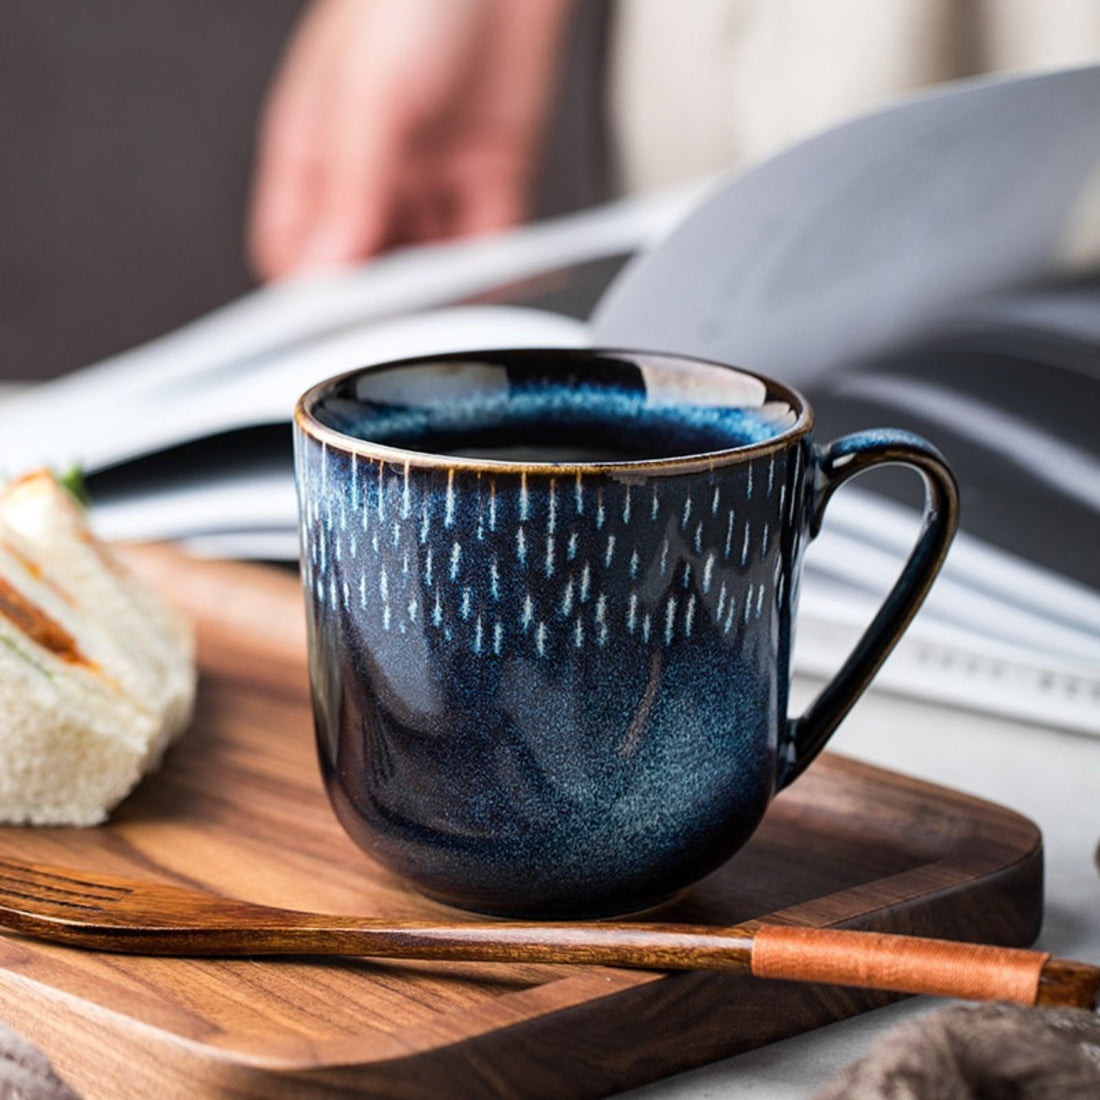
left=0, top=0, right=612, bottom=382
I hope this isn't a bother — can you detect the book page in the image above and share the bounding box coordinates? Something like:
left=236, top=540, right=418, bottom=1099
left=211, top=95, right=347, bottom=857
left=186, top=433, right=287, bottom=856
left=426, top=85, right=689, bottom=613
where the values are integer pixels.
left=0, top=185, right=700, bottom=477
left=593, top=65, right=1100, bottom=387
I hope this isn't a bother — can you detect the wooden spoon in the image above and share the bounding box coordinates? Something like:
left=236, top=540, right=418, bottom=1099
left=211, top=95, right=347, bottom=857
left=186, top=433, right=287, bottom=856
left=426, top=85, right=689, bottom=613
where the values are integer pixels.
left=0, top=857, right=1094, bottom=1009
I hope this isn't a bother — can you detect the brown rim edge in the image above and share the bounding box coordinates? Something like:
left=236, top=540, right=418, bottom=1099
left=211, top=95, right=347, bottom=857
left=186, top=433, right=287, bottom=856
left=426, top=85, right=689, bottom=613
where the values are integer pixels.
left=292, top=347, right=815, bottom=477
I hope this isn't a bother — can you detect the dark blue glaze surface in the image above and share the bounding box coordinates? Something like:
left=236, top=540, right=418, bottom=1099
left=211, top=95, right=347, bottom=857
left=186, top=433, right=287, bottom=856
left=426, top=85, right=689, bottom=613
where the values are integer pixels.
left=295, top=350, right=814, bottom=917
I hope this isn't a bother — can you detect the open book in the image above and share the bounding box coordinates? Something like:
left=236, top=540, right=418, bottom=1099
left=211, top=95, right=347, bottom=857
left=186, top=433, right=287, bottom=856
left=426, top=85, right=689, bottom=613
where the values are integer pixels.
left=1, top=66, right=1098, bottom=733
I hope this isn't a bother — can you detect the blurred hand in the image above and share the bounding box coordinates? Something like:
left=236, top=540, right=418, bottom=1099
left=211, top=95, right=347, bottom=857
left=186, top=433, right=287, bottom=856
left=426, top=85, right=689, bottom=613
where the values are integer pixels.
left=248, top=0, right=574, bottom=280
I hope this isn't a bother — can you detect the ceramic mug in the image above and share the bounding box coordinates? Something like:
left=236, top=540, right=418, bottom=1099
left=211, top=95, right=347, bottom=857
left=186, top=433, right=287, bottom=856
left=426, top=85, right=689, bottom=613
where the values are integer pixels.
left=294, top=348, right=957, bottom=918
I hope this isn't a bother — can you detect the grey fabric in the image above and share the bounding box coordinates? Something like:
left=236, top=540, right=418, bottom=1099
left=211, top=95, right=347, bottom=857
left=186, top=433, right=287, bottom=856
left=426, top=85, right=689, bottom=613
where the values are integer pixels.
left=0, top=1022, right=79, bottom=1100
left=816, top=1003, right=1100, bottom=1100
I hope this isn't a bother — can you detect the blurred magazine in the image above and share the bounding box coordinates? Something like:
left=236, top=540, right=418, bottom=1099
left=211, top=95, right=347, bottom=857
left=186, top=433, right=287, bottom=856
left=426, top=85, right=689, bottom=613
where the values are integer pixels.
left=1, top=66, right=1098, bottom=732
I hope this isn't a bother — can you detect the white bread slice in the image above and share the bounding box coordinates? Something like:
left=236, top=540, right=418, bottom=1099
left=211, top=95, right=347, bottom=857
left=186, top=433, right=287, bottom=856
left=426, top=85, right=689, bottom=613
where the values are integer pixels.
left=0, top=471, right=196, bottom=825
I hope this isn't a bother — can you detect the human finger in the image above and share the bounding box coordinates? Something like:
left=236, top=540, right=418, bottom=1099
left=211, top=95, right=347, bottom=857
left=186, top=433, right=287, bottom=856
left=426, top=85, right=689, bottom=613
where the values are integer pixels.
left=299, top=0, right=494, bottom=265
left=247, top=0, right=346, bottom=280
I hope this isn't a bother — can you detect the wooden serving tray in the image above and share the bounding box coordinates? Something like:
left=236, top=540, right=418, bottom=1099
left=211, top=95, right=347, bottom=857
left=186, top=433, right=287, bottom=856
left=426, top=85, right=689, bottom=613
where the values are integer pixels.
left=0, top=547, right=1042, bottom=1099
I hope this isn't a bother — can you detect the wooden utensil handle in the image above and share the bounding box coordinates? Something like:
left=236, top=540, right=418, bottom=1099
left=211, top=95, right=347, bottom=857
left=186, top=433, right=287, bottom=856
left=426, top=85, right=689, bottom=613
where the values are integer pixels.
left=750, top=925, right=1099, bottom=1009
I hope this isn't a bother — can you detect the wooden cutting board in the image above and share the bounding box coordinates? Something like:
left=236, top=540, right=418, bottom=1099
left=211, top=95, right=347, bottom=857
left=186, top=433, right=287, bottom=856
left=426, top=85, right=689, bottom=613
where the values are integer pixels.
left=0, top=546, right=1042, bottom=1100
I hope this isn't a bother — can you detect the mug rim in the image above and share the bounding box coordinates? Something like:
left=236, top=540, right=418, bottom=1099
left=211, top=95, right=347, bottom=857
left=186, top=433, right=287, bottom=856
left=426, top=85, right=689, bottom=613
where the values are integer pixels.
left=294, top=347, right=814, bottom=475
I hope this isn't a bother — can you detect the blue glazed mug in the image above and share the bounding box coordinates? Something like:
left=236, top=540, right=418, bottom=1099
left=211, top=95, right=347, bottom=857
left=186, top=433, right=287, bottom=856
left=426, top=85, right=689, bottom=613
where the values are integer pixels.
left=294, top=348, right=957, bottom=918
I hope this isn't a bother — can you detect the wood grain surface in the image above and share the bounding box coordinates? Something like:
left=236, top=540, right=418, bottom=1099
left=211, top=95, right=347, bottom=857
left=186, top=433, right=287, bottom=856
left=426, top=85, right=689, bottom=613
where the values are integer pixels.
left=0, top=545, right=1044, bottom=1100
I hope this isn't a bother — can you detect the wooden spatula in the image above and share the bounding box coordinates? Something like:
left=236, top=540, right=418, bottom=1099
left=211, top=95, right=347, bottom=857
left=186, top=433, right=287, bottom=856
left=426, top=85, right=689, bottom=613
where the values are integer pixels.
left=0, top=857, right=1094, bottom=1008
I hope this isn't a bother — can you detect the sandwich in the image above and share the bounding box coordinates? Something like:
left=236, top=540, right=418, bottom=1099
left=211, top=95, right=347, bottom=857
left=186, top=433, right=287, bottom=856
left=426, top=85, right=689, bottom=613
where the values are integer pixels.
left=0, top=471, right=196, bottom=825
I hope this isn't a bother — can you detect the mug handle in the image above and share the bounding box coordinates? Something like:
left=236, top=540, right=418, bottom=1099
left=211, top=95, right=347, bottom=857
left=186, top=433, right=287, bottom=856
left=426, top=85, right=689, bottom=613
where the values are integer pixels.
left=778, top=430, right=959, bottom=789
